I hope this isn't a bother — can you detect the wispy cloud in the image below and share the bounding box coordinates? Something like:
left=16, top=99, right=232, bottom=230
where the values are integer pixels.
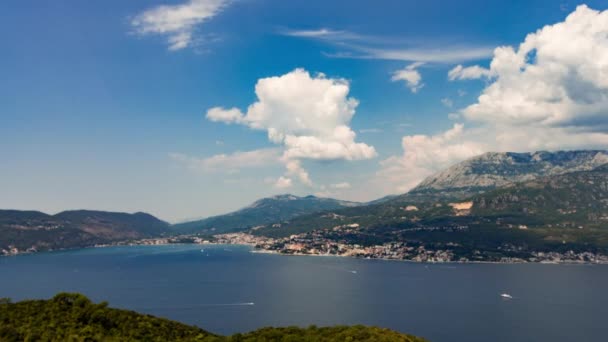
left=281, top=28, right=361, bottom=40
left=170, top=148, right=281, bottom=173
left=352, top=46, right=494, bottom=63
left=330, top=182, right=351, bottom=189
left=281, top=27, right=494, bottom=63
left=131, top=0, right=231, bottom=51
left=359, top=128, right=383, bottom=133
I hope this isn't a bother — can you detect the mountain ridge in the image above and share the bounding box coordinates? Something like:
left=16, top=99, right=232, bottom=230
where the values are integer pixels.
left=172, top=194, right=361, bottom=234
left=410, top=150, right=608, bottom=197
left=0, top=209, right=169, bottom=253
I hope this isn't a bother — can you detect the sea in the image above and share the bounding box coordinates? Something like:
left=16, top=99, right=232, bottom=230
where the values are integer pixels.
left=1, top=244, right=607, bottom=342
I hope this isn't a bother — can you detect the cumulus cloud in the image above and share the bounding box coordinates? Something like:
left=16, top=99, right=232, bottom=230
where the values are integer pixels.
left=457, top=5, right=608, bottom=128
left=206, top=68, right=376, bottom=186
left=131, top=0, right=229, bottom=50
left=378, top=124, right=485, bottom=192
left=169, top=148, right=280, bottom=173
left=378, top=5, right=608, bottom=192
left=391, top=62, right=424, bottom=93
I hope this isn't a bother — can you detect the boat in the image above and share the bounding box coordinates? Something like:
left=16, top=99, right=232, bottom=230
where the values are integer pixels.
left=500, top=293, right=513, bottom=299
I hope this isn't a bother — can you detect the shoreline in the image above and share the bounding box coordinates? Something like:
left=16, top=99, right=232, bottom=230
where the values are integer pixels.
left=249, top=246, right=608, bottom=265
left=3, top=242, right=608, bottom=265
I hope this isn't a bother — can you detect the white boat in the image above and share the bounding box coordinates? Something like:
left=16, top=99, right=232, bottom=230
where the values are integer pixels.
left=500, top=293, right=513, bottom=299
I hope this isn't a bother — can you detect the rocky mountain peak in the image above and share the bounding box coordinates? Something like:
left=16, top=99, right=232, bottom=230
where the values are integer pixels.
left=410, top=150, right=608, bottom=195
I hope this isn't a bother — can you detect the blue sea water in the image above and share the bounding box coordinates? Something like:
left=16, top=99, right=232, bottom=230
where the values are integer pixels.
left=1, top=244, right=607, bottom=342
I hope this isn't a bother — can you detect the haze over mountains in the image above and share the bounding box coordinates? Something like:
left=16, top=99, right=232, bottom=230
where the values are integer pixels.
left=3, top=150, right=608, bottom=255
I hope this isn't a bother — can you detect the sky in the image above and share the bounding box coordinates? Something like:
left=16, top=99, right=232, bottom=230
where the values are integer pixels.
left=2, top=0, right=608, bottom=222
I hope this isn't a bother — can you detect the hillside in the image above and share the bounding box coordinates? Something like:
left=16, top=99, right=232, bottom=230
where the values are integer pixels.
left=471, top=164, right=608, bottom=228
left=251, top=163, right=608, bottom=259
left=0, top=293, right=426, bottom=342
left=173, top=194, right=360, bottom=234
left=0, top=210, right=169, bottom=254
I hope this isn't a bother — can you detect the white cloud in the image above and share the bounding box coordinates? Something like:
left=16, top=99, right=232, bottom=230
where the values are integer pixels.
left=281, top=27, right=494, bottom=63
left=356, top=46, right=494, bottom=63
left=131, top=0, right=229, bottom=50
left=377, top=5, right=608, bottom=192
left=170, top=148, right=280, bottom=173
left=391, top=62, right=424, bottom=93
left=456, top=5, right=608, bottom=128
left=281, top=28, right=360, bottom=40
left=206, top=107, right=244, bottom=123
left=448, top=64, right=493, bottom=81
left=284, top=159, right=313, bottom=186
left=206, top=68, right=377, bottom=186
left=441, top=98, right=453, bottom=108
left=377, top=124, right=485, bottom=192
left=330, top=182, right=351, bottom=189
left=274, top=176, right=293, bottom=189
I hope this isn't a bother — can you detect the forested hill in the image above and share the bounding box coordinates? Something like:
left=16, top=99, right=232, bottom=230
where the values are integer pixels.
left=0, top=209, right=169, bottom=253
left=0, top=293, right=427, bottom=342
left=173, top=194, right=360, bottom=234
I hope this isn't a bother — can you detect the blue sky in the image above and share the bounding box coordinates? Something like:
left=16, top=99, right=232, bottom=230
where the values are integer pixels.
left=2, top=0, right=608, bottom=222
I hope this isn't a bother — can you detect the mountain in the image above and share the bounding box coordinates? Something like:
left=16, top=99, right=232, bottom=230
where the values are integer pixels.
left=251, top=153, right=608, bottom=257
left=172, top=194, right=360, bottom=234
left=410, top=150, right=608, bottom=198
left=0, top=209, right=169, bottom=253
left=0, top=293, right=426, bottom=342
left=471, top=164, right=608, bottom=229
left=251, top=164, right=608, bottom=262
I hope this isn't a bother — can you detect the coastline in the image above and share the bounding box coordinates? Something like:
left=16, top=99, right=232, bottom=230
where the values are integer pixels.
left=4, top=241, right=608, bottom=265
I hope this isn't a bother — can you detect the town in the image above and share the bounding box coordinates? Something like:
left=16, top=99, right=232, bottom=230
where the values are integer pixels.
left=3, top=231, right=608, bottom=264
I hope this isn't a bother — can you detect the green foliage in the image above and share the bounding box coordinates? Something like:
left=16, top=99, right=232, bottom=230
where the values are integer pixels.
left=231, top=325, right=427, bottom=342
left=0, top=293, right=218, bottom=342
left=0, top=294, right=427, bottom=342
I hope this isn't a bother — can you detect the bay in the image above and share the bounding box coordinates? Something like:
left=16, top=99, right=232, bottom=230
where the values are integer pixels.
left=1, top=244, right=607, bottom=342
